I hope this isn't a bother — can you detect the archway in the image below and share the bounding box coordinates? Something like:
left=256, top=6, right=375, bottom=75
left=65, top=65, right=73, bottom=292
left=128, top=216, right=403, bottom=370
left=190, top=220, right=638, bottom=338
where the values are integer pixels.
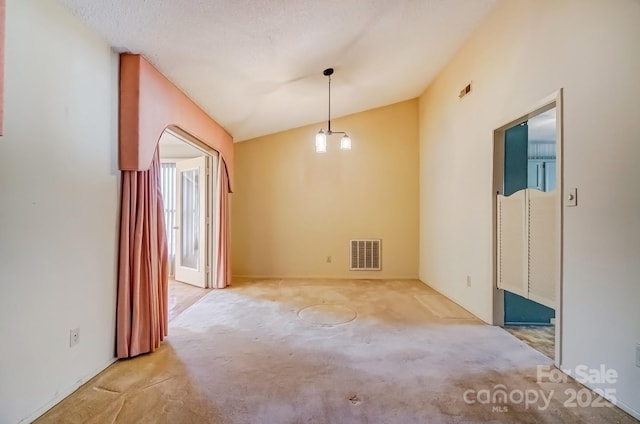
left=116, top=54, right=233, bottom=358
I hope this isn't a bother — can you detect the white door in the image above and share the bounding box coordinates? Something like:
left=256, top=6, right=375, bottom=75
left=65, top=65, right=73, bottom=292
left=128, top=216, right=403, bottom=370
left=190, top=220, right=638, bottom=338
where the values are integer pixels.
left=175, top=156, right=208, bottom=287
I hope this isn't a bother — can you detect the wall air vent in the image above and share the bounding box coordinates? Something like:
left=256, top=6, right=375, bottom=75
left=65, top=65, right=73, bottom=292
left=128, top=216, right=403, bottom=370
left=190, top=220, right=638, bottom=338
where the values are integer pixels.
left=350, top=239, right=381, bottom=271
left=459, top=82, right=472, bottom=99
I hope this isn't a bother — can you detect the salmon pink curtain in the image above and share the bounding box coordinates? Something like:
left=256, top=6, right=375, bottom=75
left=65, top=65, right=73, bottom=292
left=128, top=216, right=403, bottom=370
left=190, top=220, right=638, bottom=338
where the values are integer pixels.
left=116, top=149, right=168, bottom=358
left=216, top=159, right=231, bottom=288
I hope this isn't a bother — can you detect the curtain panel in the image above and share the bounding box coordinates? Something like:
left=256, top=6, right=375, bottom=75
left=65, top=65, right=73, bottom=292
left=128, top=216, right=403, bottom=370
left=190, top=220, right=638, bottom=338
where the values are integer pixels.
left=216, top=159, right=231, bottom=288
left=116, top=149, right=168, bottom=358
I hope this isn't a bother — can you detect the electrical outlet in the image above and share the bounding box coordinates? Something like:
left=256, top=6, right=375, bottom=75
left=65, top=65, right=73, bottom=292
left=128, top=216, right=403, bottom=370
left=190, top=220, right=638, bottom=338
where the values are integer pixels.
left=636, top=343, right=640, bottom=368
left=70, top=328, right=80, bottom=347
left=326, top=256, right=332, bottom=263
left=466, top=275, right=472, bottom=287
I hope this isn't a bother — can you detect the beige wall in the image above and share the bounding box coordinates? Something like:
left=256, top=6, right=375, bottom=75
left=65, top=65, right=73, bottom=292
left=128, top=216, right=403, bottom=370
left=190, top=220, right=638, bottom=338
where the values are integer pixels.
left=418, top=0, right=640, bottom=417
left=232, top=100, right=419, bottom=279
left=0, top=1, right=119, bottom=422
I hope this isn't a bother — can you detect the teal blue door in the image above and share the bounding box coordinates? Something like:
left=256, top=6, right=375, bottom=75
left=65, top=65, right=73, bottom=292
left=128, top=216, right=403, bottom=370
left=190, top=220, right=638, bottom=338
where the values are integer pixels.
left=503, top=123, right=528, bottom=197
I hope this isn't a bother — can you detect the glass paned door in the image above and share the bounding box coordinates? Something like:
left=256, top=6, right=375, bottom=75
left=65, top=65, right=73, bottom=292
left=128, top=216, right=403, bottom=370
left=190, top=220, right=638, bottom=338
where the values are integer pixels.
left=175, top=156, right=207, bottom=287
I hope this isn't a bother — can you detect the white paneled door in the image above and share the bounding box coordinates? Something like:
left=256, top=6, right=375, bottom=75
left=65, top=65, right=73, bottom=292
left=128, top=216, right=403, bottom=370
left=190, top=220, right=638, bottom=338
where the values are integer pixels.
left=175, top=156, right=208, bottom=288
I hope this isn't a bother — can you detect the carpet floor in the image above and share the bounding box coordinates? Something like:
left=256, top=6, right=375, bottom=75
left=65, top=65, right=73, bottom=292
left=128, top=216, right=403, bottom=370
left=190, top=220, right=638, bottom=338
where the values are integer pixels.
left=35, top=279, right=637, bottom=423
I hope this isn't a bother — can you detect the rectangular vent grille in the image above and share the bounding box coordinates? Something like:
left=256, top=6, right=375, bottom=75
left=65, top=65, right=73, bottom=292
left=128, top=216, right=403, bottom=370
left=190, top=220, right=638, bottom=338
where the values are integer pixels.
left=350, top=239, right=381, bottom=271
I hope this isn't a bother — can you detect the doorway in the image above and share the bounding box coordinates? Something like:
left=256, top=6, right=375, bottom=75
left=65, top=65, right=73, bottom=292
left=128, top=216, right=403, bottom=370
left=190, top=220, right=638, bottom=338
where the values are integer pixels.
left=159, top=129, right=219, bottom=293
left=503, top=111, right=556, bottom=326
left=492, top=91, right=563, bottom=363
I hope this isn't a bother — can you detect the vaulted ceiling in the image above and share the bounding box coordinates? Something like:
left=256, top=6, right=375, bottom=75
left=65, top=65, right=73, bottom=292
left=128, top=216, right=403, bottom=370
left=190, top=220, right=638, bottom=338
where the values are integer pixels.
left=57, top=0, right=496, bottom=141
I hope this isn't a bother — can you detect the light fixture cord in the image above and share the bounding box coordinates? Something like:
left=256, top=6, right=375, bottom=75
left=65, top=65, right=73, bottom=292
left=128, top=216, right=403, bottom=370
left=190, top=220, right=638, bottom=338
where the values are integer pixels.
left=327, top=74, right=332, bottom=133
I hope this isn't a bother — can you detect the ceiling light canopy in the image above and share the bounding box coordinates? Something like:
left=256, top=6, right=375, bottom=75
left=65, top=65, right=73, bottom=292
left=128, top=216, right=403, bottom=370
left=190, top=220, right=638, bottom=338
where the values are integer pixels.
left=316, top=68, right=351, bottom=153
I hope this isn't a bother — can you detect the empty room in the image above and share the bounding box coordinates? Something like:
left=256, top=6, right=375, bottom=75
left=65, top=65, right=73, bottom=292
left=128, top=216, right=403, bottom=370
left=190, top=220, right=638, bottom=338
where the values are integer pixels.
left=0, top=0, right=639, bottom=423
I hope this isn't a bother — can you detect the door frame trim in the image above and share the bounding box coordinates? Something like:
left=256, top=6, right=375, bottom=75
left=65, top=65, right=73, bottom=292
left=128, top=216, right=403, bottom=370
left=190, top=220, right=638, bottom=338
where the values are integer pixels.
left=160, top=128, right=220, bottom=289
left=491, top=89, right=564, bottom=366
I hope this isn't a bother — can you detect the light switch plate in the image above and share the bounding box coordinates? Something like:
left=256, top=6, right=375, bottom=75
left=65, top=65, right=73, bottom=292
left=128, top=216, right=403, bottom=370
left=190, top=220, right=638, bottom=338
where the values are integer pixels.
left=636, top=343, right=640, bottom=368
left=567, top=188, right=578, bottom=207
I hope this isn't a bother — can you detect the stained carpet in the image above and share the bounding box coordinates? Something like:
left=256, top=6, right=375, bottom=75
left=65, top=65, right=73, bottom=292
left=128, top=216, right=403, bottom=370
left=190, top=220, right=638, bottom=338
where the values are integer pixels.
left=35, top=279, right=637, bottom=424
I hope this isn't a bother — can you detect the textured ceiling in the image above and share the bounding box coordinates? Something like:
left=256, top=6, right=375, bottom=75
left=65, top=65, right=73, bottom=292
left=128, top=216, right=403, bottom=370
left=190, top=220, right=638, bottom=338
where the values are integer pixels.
left=57, top=0, right=496, bottom=141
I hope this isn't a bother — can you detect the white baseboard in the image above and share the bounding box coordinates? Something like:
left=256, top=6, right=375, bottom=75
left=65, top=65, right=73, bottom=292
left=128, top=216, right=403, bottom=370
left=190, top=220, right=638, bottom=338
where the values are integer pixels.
left=231, top=274, right=418, bottom=280
left=555, top=367, right=640, bottom=421
left=18, top=357, right=117, bottom=424
left=604, top=397, right=640, bottom=421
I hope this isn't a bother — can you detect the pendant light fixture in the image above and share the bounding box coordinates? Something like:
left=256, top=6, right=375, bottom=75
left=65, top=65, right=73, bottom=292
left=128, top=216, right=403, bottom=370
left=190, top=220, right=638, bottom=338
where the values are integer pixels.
left=315, top=68, right=351, bottom=152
